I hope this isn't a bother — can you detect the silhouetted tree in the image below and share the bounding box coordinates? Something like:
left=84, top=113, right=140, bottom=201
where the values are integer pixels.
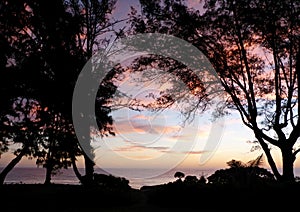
left=207, top=155, right=275, bottom=185
left=198, top=174, right=207, bottom=185
left=201, top=0, right=300, bottom=183
left=0, top=0, right=122, bottom=185
left=36, top=110, right=82, bottom=185
left=52, top=0, right=121, bottom=184
left=0, top=98, right=46, bottom=185
left=0, top=0, right=82, bottom=184
left=129, top=0, right=300, bottom=182
left=174, top=171, right=185, bottom=182
left=184, top=175, right=198, bottom=184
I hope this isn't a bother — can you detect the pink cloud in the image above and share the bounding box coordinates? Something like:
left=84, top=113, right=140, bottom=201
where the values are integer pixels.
left=181, top=150, right=207, bottom=155
left=113, top=142, right=170, bottom=153
left=112, top=118, right=182, bottom=135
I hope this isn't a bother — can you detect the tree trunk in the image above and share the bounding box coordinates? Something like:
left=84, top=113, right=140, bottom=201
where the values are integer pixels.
left=255, top=136, right=282, bottom=180
left=82, top=153, right=94, bottom=186
left=71, top=155, right=82, bottom=183
left=44, top=145, right=54, bottom=185
left=0, top=149, right=26, bottom=185
left=281, top=146, right=295, bottom=182
left=44, top=161, right=53, bottom=185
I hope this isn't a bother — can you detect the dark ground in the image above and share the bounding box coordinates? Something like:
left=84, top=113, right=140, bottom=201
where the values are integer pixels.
left=0, top=182, right=299, bottom=212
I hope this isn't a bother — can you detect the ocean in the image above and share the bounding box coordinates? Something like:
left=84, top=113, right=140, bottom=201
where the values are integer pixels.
left=3, top=167, right=300, bottom=189
left=1, top=167, right=216, bottom=189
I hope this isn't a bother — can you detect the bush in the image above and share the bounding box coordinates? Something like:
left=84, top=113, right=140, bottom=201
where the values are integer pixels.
left=93, top=173, right=131, bottom=191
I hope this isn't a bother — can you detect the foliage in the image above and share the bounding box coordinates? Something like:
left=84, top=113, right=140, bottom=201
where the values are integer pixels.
left=184, top=175, right=199, bottom=184
left=207, top=155, right=275, bottom=185
left=198, top=175, right=207, bottom=184
left=0, top=98, right=46, bottom=159
left=35, top=110, right=82, bottom=184
left=174, top=171, right=185, bottom=180
left=93, top=173, right=131, bottom=191
left=128, top=0, right=300, bottom=182
left=0, top=0, right=121, bottom=184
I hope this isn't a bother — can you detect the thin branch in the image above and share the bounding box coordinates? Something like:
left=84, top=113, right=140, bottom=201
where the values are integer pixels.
left=293, top=148, right=300, bottom=158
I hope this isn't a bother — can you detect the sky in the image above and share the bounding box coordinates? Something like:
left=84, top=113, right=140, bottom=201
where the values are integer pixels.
left=1, top=0, right=297, bottom=177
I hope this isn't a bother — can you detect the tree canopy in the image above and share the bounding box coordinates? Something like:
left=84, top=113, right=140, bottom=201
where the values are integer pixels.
left=207, top=155, right=275, bottom=185
left=128, top=0, right=300, bottom=182
left=0, top=0, right=121, bottom=185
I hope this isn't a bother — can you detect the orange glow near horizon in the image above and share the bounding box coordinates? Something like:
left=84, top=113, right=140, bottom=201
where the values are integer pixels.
left=1, top=112, right=296, bottom=174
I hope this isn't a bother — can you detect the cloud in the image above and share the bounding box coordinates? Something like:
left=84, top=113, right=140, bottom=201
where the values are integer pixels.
left=113, top=145, right=145, bottom=152
left=129, top=155, right=154, bottom=160
left=181, top=150, right=207, bottom=155
left=132, top=114, right=149, bottom=120
left=169, top=134, right=187, bottom=140
left=112, top=117, right=182, bottom=136
left=113, top=142, right=170, bottom=153
left=158, top=150, right=208, bottom=155
left=148, top=146, right=170, bottom=151
left=168, top=128, right=209, bottom=142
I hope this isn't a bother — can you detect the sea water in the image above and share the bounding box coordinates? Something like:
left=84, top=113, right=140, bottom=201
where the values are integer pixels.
left=3, top=167, right=300, bottom=189
left=0, top=167, right=216, bottom=189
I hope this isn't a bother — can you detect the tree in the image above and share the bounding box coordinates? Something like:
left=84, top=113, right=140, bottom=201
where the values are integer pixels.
left=129, top=0, right=300, bottom=182
left=201, top=0, right=300, bottom=182
left=174, top=171, right=185, bottom=181
left=50, top=0, right=121, bottom=184
left=207, top=154, right=275, bottom=185
left=0, top=0, right=121, bottom=185
left=184, top=175, right=198, bottom=184
left=36, top=110, right=83, bottom=185
left=0, top=0, right=83, bottom=184
left=0, top=0, right=85, bottom=185
left=0, top=98, right=46, bottom=185
left=198, top=174, right=207, bottom=184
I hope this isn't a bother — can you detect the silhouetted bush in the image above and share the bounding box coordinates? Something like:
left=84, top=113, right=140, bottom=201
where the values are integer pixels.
left=184, top=175, right=198, bottom=184
left=93, top=173, right=131, bottom=191
left=207, top=166, right=275, bottom=186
